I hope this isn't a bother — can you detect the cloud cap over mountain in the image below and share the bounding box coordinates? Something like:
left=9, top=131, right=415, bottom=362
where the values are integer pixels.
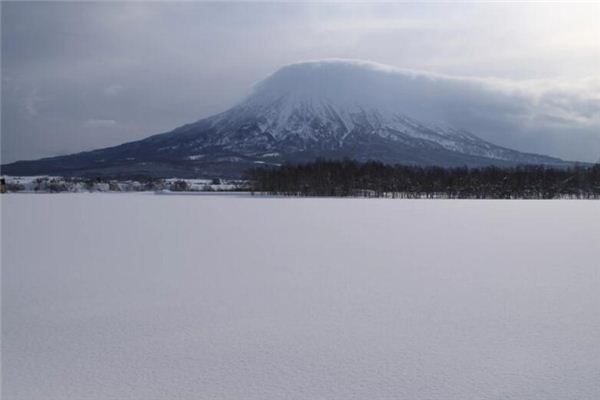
left=248, top=59, right=600, bottom=163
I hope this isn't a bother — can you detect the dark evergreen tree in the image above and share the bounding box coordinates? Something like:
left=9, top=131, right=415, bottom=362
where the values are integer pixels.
left=248, top=160, right=600, bottom=199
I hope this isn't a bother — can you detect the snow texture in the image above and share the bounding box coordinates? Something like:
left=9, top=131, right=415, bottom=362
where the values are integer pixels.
left=2, top=194, right=600, bottom=399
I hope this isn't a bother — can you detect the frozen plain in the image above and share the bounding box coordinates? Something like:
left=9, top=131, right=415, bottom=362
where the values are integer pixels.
left=2, top=193, right=599, bottom=400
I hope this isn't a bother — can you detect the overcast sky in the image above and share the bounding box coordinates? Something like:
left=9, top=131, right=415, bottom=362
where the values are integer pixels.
left=2, top=2, right=599, bottom=163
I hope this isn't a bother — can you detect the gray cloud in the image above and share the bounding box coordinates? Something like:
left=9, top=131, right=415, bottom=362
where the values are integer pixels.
left=2, top=2, right=599, bottom=163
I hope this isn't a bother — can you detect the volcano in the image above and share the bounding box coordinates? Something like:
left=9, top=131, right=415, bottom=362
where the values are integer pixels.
left=1, top=59, right=567, bottom=178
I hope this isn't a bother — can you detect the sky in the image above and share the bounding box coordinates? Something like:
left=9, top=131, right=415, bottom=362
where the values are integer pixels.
left=2, top=2, right=599, bottom=163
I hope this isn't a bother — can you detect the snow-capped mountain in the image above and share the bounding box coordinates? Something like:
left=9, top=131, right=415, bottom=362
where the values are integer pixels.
left=2, top=59, right=567, bottom=178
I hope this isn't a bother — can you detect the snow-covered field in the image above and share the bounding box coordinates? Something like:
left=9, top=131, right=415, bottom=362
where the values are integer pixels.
left=2, top=194, right=599, bottom=400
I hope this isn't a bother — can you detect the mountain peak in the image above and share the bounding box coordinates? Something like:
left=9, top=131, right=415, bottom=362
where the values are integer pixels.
left=246, top=59, right=435, bottom=116
left=269, top=58, right=403, bottom=74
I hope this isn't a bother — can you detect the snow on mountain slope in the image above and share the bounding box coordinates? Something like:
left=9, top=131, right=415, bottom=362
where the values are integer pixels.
left=157, top=59, right=564, bottom=164
left=1, top=59, right=566, bottom=178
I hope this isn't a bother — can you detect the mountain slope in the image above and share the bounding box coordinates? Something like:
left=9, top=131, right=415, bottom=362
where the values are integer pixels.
left=1, top=60, right=567, bottom=178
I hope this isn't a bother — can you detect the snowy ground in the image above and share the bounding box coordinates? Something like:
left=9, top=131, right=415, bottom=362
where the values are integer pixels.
left=3, top=176, right=245, bottom=192
left=2, top=194, right=599, bottom=400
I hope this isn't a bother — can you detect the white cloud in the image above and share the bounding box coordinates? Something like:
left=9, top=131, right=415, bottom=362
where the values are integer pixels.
left=84, top=119, right=118, bottom=128
left=263, top=59, right=600, bottom=129
left=23, top=89, right=45, bottom=118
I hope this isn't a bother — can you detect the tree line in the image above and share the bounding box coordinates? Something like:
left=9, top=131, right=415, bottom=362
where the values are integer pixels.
left=248, top=160, right=600, bottom=199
